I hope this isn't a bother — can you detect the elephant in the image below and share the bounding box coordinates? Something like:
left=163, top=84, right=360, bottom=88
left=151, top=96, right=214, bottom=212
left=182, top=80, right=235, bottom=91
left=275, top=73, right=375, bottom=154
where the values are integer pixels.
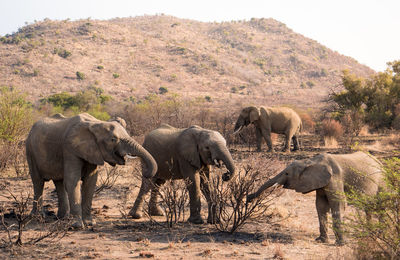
left=247, top=151, right=383, bottom=245
left=26, top=113, right=157, bottom=228
left=233, top=106, right=302, bottom=152
left=129, top=124, right=236, bottom=224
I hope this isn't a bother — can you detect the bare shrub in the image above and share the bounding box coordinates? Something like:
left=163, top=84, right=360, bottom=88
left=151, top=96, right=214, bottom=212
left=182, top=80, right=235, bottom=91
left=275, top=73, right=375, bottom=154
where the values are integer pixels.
left=209, top=157, right=284, bottom=233
left=320, top=119, right=343, bottom=147
left=157, top=179, right=189, bottom=227
left=299, top=112, right=315, bottom=134
left=0, top=189, right=69, bottom=247
left=95, top=164, right=124, bottom=195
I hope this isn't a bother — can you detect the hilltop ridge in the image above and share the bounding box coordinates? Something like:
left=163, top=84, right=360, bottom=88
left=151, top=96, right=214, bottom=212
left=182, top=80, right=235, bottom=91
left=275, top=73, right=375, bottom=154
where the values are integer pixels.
left=0, top=15, right=374, bottom=108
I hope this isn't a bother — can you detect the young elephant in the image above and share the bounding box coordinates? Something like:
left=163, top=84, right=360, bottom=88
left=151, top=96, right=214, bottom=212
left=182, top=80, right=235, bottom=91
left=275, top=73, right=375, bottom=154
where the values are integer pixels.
left=26, top=113, right=157, bottom=228
left=247, top=151, right=383, bottom=245
left=233, top=106, right=302, bottom=152
left=129, top=124, right=236, bottom=224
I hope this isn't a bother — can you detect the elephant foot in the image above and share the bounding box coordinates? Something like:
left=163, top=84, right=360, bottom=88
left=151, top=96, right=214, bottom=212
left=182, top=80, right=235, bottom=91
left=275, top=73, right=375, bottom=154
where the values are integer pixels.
left=83, top=217, right=96, bottom=227
left=207, top=215, right=220, bottom=224
left=335, top=239, right=345, bottom=246
left=149, top=206, right=164, bottom=216
left=128, top=209, right=142, bottom=219
left=57, top=210, right=70, bottom=220
left=71, top=219, right=85, bottom=229
left=315, top=236, right=328, bottom=243
left=188, top=215, right=204, bottom=224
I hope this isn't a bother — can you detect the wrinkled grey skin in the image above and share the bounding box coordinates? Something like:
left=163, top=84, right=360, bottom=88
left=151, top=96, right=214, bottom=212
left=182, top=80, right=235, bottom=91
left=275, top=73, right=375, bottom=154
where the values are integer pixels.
left=26, top=113, right=157, bottom=228
left=129, top=124, right=236, bottom=224
left=234, top=106, right=302, bottom=152
left=247, top=151, right=383, bottom=245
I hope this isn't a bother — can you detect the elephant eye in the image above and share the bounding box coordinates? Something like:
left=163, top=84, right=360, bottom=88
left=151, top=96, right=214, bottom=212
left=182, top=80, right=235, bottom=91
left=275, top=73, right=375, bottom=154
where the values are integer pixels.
left=111, top=137, right=118, bottom=143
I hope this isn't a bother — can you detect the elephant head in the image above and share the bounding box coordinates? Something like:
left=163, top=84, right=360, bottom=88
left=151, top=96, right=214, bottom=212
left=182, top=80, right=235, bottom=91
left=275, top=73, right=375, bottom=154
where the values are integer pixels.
left=248, top=155, right=332, bottom=200
left=233, top=106, right=260, bottom=134
left=177, top=126, right=236, bottom=181
left=67, top=114, right=157, bottom=178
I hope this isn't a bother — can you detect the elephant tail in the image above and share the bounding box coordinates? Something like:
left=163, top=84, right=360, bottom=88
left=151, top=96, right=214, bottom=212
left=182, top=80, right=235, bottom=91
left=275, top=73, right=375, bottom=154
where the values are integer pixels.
left=297, top=120, right=303, bottom=134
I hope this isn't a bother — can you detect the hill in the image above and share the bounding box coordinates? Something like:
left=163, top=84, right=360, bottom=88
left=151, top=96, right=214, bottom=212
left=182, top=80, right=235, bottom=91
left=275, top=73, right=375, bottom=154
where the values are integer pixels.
left=0, top=15, right=374, bottom=109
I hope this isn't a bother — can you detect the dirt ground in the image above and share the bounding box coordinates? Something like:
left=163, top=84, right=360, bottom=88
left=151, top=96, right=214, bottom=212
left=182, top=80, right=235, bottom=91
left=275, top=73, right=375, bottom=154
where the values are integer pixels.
left=0, top=134, right=395, bottom=259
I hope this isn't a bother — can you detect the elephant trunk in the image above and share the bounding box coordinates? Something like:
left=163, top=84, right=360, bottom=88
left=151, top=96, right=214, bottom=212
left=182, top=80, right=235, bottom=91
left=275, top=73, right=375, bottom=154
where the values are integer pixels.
left=253, top=172, right=285, bottom=198
left=121, top=138, right=158, bottom=178
left=215, top=145, right=236, bottom=181
left=233, top=117, right=244, bottom=134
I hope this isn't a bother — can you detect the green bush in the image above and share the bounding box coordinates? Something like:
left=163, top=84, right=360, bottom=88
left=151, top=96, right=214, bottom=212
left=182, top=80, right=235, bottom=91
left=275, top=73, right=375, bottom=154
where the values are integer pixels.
left=159, top=86, right=168, bottom=94
left=53, top=48, right=72, bottom=58
left=76, top=71, right=86, bottom=80
left=112, top=73, right=120, bottom=79
left=40, top=89, right=111, bottom=119
left=0, top=87, right=32, bottom=142
left=346, top=158, right=400, bottom=259
left=330, top=61, right=400, bottom=130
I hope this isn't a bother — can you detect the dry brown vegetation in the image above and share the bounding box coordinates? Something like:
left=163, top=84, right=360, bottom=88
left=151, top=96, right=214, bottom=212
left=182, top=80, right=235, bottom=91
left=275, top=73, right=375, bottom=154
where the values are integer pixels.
left=2, top=130, right=399, bottom=259
left=0, top=15, right=373, bottom=109
left=1, top=14, right=398, bottom=260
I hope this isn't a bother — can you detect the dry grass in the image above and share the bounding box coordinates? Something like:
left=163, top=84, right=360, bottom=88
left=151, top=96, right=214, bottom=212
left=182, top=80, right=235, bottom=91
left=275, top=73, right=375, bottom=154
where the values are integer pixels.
left=0, top=15, right=373, bottom=110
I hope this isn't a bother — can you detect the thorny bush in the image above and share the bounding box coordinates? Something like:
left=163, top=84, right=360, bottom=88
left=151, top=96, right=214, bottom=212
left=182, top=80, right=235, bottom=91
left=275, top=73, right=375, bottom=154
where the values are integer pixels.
left=345, top=157, right=400, bottom=259
left=208, top=156, right=284, bottom=233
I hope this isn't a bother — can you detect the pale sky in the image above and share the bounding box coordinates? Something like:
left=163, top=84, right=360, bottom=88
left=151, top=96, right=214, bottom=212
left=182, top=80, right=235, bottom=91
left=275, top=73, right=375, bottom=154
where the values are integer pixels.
left=1, top=0, right=399, bottom=72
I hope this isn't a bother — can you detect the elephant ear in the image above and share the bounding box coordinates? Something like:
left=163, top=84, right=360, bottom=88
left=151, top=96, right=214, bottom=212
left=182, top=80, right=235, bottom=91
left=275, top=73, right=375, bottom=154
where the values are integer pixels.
left=249, top=107, right=260, bottom=123
left=177, top=127, right=201, bottom=169
left=67, top=122, right=105, bottom=165
left=294, top=163, right=332, bottom=193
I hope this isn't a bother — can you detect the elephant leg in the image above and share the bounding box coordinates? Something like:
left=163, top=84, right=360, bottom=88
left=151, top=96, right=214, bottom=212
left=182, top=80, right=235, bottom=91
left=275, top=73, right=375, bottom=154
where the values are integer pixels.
left=63, top=156, right=84, bottom=228
left=187, top=173, right=203, bottom=224
left=200, top=168, right=216, bottom=224
left=328, top=195, right=345, bottom=245
left=260, top=128, right=273, bottom=152
left=292, top=135, right=300, bottom=151
left=255, top=127, right=262, bottom=152
left=149, top=178, right=166, bottom=216
left=315, top=189, right=330, bottom=243
left=31, top=177, right=45, bottom=217
left=81, top=165, right=98, bottom=226
left=283, top=134, right=291, bottom=152
left=181, top=162, right=203, bottom=224
left=129, top=177, right=152, bottom=219
left=54, top=180, right=69, bottom=219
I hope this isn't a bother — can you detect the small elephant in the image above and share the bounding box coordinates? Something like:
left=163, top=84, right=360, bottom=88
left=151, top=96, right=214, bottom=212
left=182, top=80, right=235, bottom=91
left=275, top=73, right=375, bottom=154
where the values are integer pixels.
left=26, top=113, right=157, bottom=228
left=234, top=106, right=302, bottom=152
left=129, top=124, right=236, bottom=224
left=247, top=151, right=383, bottom=245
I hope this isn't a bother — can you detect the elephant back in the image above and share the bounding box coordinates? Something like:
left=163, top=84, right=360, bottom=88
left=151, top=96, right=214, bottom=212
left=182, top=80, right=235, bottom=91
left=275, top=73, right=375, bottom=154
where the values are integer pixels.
left=143, top=125, right=184, bottom=176
left=333, top=152, right=383, bottom=195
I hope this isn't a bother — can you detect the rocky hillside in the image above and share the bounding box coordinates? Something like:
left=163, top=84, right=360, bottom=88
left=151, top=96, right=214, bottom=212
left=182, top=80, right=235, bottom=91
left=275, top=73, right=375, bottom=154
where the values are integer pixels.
left=0, top=15, right=374, bottom=109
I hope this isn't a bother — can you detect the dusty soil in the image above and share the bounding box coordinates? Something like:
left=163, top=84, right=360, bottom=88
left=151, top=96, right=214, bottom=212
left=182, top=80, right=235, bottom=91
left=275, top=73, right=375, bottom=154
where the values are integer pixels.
left=0, top=134, right=394, bottom=259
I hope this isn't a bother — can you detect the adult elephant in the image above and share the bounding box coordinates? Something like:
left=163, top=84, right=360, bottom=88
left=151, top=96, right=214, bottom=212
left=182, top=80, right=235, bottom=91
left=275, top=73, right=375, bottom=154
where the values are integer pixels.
left=247, top=151, right=383, bottom=245
left=26, top=113, right=157, bottom=228
left=129, top=124, right=236, bottom=224
left=233, top=106, right=302, bottom=152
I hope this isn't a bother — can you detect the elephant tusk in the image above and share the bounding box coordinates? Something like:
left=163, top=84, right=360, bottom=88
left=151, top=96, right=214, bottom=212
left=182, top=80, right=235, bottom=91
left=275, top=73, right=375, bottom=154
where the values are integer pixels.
left=233, top=125, right=243, bottom=135
left=214, top=159, right=222, bottom=168
left=126, top=155, right=138, bottom=159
